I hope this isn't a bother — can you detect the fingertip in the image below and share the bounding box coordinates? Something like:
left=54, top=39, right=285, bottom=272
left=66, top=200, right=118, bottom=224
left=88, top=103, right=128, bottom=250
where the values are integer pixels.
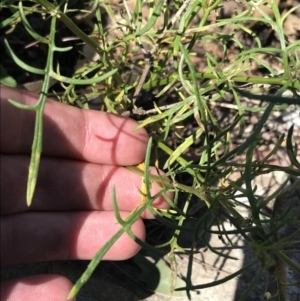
left=1, top=275, right=74, bottom=301
left=70, top=212, right=145, bottom=261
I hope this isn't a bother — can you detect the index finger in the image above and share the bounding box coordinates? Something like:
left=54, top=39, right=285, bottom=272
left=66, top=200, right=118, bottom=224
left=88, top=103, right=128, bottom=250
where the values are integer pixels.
left=0, top=85, right=148, bottom=166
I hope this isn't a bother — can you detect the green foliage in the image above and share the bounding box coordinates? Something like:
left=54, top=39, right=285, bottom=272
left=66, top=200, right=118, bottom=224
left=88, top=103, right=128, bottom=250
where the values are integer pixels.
left=1, top=0, right=300, bottom=300
left=0, top=64, right=17, bottom=87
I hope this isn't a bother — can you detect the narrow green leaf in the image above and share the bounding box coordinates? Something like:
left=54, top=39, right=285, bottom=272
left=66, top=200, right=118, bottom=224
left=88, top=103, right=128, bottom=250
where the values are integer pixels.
left=245, top=141, right=259, bottom=212
left=164, top=128, right=203, bottom=169
left=4, top=39, right=45, bottom=75
left=274, top=250, right=300, bottom=275
left=176, top=260, right=257, bottom=290
left=238, top=267, right=264, bottom=301
left=26, top=101, right=43, bottom=207
left=212, top=102, right=275, bottom=168
left=179, top=43, right=207, bottom=126
left=236, top=88, right=300, bottom=105
left=7, top=99, right=37, bottom=110
left=18, top=1, right=49, bottom=44
left=136, top=0, right=165, bottom=36
left=0, top=65, right=17, bottom=87
left=286, top=125, right=300, bottom=169
left=0, top=11, right=20, bottom=29
left=52, top=68, right=118, bottom=85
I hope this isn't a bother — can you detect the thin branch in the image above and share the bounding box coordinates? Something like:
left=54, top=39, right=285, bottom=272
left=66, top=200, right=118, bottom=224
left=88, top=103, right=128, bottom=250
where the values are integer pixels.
left=121, top=102, right=180, bottom=116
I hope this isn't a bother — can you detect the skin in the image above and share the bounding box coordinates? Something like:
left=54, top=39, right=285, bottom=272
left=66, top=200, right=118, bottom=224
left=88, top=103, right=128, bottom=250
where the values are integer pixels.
left=0, top=85, right=171, bottom=301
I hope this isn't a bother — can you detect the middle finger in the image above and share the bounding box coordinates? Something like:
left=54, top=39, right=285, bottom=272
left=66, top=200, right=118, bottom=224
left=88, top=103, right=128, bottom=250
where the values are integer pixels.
left=1, top=155, right=170, bottom=217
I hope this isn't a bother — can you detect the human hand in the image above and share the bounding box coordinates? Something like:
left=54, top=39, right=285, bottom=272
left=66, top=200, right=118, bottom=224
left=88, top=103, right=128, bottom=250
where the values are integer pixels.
left=0, top=85, right=171, bottom=301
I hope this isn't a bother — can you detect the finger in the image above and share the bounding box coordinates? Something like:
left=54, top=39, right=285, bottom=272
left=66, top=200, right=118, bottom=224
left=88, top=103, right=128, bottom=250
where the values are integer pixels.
left=1, top=211, right=145, bottom=267
left=1, top=275, right=75, bottom=301
left=0, top=85, right=148, bottom=165
left=1, top=155, right=171, bottom=218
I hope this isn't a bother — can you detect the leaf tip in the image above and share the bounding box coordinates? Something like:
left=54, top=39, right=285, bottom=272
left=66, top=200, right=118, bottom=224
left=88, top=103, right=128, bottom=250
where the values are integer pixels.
left=26, top=185, right=34, bottom=207
left=67, top=287, right=77, bottom=300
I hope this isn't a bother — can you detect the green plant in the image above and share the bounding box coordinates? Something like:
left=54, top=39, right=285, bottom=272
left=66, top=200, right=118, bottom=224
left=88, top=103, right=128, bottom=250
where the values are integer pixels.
left=1, top=0, right=300, bottom=300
